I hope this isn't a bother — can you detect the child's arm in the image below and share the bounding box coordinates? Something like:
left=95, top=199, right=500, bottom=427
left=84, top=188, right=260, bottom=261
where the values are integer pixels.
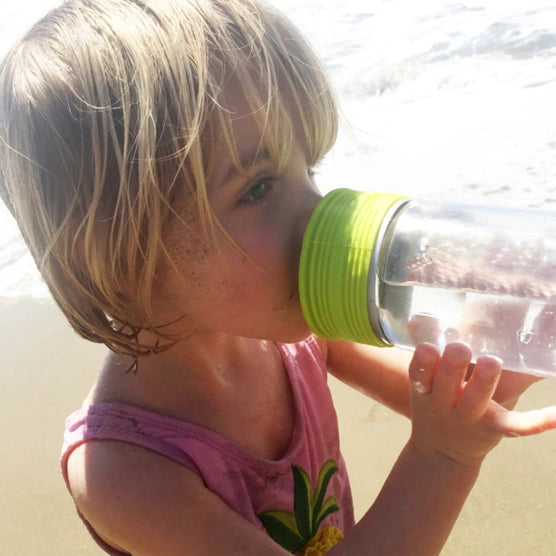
left=324, top=339, right=414, bottom=416
left=67, top=440, right=292, bottom=555
left=327, top=342, right=556, bottom=555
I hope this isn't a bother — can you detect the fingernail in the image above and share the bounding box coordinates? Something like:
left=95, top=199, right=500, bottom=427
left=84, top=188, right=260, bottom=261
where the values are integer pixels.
left=416, top=343, right=438, bottom=366
left=477, top=355, right=503, bottom=378
left=445, top=342, right=472, bottom=365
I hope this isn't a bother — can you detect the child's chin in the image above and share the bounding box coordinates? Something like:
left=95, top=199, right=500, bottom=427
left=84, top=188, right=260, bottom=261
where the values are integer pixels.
left=279, top=322, right=315, bottom=344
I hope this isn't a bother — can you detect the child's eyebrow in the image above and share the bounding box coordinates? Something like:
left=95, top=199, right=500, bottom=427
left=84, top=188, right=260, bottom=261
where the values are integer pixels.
left=219, top=146, right=272, bottom=186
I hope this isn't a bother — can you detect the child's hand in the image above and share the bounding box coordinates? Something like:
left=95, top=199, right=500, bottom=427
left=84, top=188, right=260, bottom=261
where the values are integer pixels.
left=408, top=342, right=556, bottom=467
left=462, top=361, right=542, bottom=410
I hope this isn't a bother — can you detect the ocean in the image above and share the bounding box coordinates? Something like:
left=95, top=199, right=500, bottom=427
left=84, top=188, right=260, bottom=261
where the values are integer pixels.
left=1, top=0, right=556, bottom=298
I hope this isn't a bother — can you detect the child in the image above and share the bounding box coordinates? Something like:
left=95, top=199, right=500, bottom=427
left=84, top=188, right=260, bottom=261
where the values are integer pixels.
left=1, top=1, right=555, bottom=554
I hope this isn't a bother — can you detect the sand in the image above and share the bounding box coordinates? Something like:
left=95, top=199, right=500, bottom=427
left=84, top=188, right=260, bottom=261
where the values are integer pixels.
left=1, top=296, right=555, bottom=555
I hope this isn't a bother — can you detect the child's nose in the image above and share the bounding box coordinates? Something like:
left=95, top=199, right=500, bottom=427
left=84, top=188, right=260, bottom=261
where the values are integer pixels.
left=297, top=187, right=323, bottom=239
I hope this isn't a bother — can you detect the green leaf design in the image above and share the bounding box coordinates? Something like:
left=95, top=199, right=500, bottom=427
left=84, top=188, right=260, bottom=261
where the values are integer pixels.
left=258, top=509, right=298, bottom=532
left=316, top=496, right=340, bottom=528
left=311, top=459, right=339, bottom=530
left=258, top=511, right=306, bottom=553
left=258, top=459, right=341, bottom=553
left=292, top=465, right=313, bottom=540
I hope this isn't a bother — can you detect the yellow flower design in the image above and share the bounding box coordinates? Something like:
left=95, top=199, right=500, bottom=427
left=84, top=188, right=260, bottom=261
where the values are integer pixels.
left=300, top=526, right=344, bottom=556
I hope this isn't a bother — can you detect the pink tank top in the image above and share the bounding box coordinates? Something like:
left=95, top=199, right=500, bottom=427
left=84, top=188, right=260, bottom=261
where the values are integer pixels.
left=61, top=337, right=354, bottom=554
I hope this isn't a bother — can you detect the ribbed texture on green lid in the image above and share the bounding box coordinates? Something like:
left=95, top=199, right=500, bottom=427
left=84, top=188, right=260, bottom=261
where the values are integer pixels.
left=299, top=188, right=406, bottom=345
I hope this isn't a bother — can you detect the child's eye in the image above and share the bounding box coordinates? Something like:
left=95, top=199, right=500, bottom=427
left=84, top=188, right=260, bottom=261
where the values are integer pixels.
left=240, top=179, right=271, bottom=205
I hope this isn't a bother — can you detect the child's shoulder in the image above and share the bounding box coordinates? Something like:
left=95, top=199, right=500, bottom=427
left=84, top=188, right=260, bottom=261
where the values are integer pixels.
left=65, top=408, right=292, bottom=554
left=65, top=435, right=211, bottom=553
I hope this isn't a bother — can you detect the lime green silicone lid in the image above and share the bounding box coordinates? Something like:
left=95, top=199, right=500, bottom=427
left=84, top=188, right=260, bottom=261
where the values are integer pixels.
left=299, top=188, right=407, bottom=345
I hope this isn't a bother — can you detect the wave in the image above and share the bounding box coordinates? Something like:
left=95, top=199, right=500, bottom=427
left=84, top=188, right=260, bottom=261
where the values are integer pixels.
left=1, top=0, right=556, bottom=298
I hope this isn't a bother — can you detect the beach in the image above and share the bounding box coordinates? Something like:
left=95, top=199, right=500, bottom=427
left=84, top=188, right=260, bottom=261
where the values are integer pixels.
left=1, top=296, right=555, bottom=555
left=1, top=0, right=556, bottom=553
left=0, top=297, right=105, bottom=554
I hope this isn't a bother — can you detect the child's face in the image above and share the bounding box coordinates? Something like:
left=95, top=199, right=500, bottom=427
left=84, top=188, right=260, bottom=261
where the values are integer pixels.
left=155, top=101, right=322, bottom=343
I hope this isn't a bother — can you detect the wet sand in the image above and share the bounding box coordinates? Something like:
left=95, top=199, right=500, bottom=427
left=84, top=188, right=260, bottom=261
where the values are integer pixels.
left=1, top=297, right=555, bottom=555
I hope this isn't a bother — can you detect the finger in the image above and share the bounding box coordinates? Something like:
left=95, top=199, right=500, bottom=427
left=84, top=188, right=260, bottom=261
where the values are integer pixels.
left=409, top=342, right=440, bottom=396
left=431, top=342, right=472, bottom=407
left=493, top=406, right=556, bottom=437
left=456, top=355, right=502, bottom=420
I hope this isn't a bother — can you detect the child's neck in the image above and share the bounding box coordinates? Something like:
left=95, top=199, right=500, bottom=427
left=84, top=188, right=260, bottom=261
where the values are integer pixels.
left=90, top=333, right=297, bottom=460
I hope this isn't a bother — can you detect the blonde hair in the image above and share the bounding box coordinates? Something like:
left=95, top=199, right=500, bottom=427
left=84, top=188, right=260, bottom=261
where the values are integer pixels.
left=0, top=0, right=338, bottom=356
